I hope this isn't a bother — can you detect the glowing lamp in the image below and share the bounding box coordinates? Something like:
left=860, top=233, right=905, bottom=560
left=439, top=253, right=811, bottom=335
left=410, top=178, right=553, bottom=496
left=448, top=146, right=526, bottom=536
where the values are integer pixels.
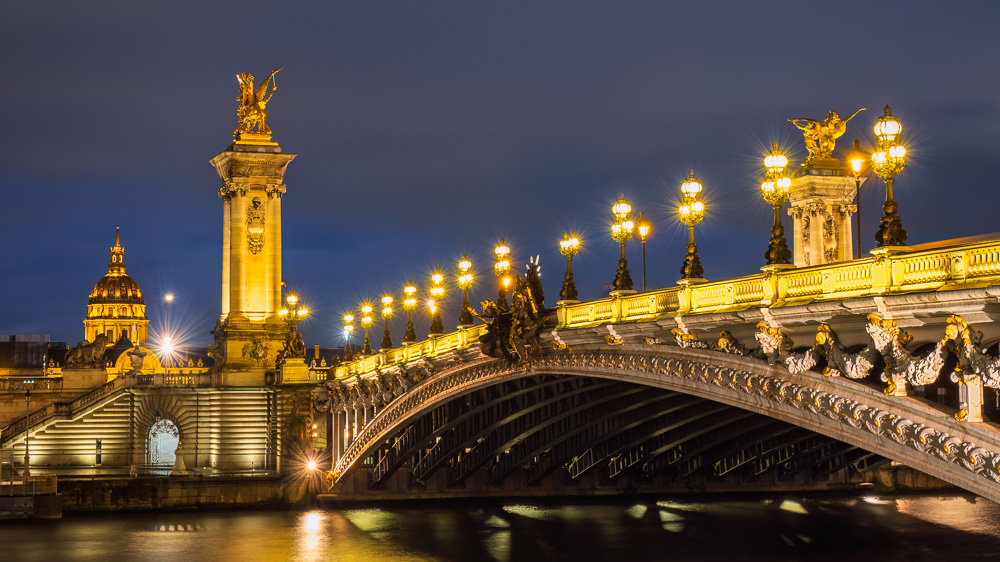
left=612, top=193, right=632, bottom=221
left=636, top=213, right=651, bottom=242
left=873, top=105, right=902, bottom=143
left=763, top=143, right=788, bottom=175
left=680, top=170, right=702, bottom=198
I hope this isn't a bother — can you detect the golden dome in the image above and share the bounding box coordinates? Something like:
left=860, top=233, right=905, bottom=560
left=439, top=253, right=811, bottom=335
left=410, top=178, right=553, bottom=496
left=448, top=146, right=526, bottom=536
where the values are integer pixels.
left=87, top=226, right=145, bottom=312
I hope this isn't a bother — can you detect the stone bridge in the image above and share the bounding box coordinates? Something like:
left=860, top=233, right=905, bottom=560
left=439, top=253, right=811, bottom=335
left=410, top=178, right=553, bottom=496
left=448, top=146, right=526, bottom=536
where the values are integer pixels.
left=320, top=239, right=1000, bottom=500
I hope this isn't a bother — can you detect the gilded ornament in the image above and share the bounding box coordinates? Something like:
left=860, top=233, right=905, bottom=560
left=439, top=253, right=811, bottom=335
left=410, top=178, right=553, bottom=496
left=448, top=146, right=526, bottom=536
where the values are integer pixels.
left=234, top=67, right=282, bottom=137
left=788, top=108, right=866, bottom=164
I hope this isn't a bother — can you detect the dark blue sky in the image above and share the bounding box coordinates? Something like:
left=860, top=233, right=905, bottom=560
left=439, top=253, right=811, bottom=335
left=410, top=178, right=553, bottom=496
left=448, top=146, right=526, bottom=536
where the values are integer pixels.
left=3, top=1, right=998, bottom=349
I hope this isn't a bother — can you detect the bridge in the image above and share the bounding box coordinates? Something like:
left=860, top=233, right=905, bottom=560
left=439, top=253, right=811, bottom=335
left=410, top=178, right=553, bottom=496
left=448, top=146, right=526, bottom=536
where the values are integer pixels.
left=3, top=98, right=999, bottom=505
left=320, top=238, right=1000, bottom=501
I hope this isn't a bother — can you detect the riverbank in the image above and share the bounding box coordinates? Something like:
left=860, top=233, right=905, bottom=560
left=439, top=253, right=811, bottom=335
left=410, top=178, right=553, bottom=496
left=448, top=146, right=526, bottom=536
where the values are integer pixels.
left=39, top=464, right=954, bottom=513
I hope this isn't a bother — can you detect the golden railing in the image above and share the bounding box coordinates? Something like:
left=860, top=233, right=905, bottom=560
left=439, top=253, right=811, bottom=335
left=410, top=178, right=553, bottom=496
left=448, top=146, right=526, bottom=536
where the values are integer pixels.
left=335, top=239, right=1000, bottom=380
left=335, top=325, right=487, bottom=380
left=559, top=239, right=1000, bottom=327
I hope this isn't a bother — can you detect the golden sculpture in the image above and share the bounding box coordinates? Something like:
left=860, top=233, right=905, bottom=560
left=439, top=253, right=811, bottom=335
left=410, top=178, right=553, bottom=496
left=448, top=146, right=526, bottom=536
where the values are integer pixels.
left=234, top=67, right=283, bottom=136
left=788, top=108, right=865, bottom=163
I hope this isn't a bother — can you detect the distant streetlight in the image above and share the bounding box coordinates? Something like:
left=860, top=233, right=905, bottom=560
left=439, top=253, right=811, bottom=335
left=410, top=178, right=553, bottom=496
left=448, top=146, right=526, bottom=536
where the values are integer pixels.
left=342, top=313, right=355, bottom=361
left=610, top=193, right=635, bottom=292
left=380, top=292, right=394, bottom=350
left=678, top=170, right=706, bottom=281
left=402, top=281, right=417, bottom=342
left=761, top=143, right=793, bottom=266
left=872, top=106, right=907, bottom=247
left=428, top=270, right=445, bottom=335
left=636, top=212, right=651, bottom=291
left=360, top=305, right=373, bottom=356
left=846, top=138, right=869, bottom=257
left=457, top=255, right=474, bottom=327
left=558, top=232, right=581, bottom=301
left=494, top=239, right=511, bottom=308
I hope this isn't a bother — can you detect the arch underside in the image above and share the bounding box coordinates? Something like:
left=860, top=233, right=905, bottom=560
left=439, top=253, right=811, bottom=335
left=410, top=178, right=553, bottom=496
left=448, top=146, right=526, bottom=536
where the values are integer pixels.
left=358, top=374, right=885, bottom=492
left=333, top=347, right=1000, bottom=502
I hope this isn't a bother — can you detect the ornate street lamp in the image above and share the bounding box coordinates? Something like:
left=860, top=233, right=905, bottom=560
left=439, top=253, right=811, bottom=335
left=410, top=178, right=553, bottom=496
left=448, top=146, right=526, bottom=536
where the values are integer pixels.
left=457, top=255, right=474, bottom=326
left=278, top=292, right=309, bottom=332
left=428, top=270, right=445, bottom=335
left=494, top=238, right=511, bottom=308
left=360, top=304, right=373, bottom=356
left=678, top=170, right=706, bottom=281
left=558, top=232, right=581, bottom=301
left=380, top=292, right=394, bottom=350
left=872, top=106, right=907, bottom=247
left=761, top=143, right=793, bottom=265
left=847, top=139, right=869, bottom=257
left=636, top=212, right=652, bottom=291
left=403, top=281, right=417, bottom=342
left=610, top=193, right=635, bottom=292
left=342, top=313, right=355, bottom=361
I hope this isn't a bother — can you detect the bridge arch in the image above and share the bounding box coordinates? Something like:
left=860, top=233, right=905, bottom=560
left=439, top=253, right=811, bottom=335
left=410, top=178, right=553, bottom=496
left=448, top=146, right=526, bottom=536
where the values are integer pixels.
left=332, top=345, right=1000, bottom=502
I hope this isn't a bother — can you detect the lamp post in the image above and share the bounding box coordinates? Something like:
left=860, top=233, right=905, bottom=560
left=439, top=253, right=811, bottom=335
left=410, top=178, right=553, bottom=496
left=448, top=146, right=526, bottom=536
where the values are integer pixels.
left=278, top=292, right=309, bottom=333
left=342, top=313, right=354, bottom=361
left=494, top=239, right=511, bottom=308
left=402, top=281, right=417, bottom=342
left=457, top=255, right=474, bottom=326
left=23, top=390, right=30, bottom=479
left=360, top=305, right=373, bottom=356
left=872, top=105, right=908, bottom=247
left=380, top=292, right=394, bottom=350
left=558, top=232, right=580, bottom=301
left=610, top=193, right=635, bottom=292
left=429, top=270, right=445, bottom=335
left=678, top=170, right=706, bottom=281
left=846, top=139, right=869, bottom=258
left=636, top=212, right=651, bottom=291
left=761, top=143, right=793, bottom=265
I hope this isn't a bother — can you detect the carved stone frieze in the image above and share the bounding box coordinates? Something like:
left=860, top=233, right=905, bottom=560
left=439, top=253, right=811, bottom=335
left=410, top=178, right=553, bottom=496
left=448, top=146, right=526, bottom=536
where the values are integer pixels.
left=866, top=314, right=947, bottom=393
left=814, top=324, right=877, bottom=379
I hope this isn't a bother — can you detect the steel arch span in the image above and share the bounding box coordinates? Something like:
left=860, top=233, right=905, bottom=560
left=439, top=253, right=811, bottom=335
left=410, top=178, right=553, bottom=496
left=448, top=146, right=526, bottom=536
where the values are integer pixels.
left=329, top=345, right=1000, bottom=502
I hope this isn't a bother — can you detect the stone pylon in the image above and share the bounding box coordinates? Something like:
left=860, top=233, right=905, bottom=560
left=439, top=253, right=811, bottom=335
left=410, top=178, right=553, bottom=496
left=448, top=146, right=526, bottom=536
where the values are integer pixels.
left=787, top=160, right=857, bottom=267
left=210, top=132, right=296, bottom=384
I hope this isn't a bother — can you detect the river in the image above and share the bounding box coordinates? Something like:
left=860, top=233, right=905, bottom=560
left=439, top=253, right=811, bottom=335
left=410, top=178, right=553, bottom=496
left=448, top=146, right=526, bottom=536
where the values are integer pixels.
left=2, top=493, right=999, bottom=561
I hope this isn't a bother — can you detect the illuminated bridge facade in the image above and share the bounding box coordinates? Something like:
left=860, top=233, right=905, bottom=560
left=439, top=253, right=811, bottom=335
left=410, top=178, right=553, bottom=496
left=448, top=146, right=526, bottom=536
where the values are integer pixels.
left=321, top=239, right=1000, bottom=501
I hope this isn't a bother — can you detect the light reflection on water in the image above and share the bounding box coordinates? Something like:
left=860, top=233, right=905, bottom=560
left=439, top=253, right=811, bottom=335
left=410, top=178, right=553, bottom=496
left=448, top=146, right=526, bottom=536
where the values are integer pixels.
left=2, top=493, right=1000, bottom=561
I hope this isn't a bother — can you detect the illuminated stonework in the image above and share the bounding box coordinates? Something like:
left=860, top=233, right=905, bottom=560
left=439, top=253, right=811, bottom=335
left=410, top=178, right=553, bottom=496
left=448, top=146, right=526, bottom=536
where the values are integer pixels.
left=209, top=132, right=296, bottom=376
left=84, top=226, right=148, bottom=344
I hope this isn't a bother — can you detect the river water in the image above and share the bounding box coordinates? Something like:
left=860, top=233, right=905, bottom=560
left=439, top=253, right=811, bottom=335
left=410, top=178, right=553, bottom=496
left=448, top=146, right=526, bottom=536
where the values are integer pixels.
left=3, top=493, right=1000, bottom=561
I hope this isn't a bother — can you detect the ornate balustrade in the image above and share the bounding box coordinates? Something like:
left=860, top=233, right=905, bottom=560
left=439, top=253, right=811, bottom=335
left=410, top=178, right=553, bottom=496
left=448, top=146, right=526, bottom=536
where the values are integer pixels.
left=0, top=377, right=63, bottom=392
left=0, top=372, right=213, bottom=447
left=334, top=325, right=487, bottom=380
left=558, top=239, right=1000, bottom=328
left=330, top=238, right=1000, bottom=392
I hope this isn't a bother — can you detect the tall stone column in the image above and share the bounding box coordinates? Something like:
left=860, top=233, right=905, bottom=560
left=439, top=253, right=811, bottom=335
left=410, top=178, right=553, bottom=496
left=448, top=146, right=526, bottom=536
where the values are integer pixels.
left=210, top=133, right=296, bottom=384
left=787, top=164, right=858, bottom=266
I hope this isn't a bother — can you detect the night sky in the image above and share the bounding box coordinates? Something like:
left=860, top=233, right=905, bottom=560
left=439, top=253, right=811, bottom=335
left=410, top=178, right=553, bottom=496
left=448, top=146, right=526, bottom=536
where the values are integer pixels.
left=3, top=1, right=999, bottom=351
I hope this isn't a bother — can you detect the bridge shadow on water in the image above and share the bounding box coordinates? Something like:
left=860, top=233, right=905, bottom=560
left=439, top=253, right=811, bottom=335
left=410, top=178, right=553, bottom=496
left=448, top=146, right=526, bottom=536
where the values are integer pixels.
left=328, top=493, right=1000, bottom=561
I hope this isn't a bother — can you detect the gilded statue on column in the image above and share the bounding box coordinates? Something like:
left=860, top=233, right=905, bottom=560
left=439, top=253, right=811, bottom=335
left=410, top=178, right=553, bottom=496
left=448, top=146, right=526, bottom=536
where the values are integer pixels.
left=234, top=67, right=283, bottom=136
left=789, top=108, right=865, bottom=164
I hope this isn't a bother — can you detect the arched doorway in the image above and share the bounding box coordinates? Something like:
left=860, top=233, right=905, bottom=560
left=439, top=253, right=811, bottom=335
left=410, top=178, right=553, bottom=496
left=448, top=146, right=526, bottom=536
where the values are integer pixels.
left=147, top=419, right=179, bottom=465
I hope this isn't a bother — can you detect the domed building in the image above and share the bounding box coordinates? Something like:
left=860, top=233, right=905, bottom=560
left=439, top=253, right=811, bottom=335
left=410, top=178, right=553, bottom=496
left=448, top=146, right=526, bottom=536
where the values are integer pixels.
left=84, top=226, right=148, bottom=345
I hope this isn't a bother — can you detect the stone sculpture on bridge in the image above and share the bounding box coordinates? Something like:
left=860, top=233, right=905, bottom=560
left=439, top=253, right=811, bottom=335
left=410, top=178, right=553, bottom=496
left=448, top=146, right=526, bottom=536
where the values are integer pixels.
left=65, top=334, right=110, bottom=367
left=476, top=259, right=548, bottom=366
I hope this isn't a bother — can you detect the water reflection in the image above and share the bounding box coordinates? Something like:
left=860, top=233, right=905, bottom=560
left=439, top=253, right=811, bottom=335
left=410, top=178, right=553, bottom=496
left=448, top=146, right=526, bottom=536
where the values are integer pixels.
left=1, top=494, right=1000, bottom=561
